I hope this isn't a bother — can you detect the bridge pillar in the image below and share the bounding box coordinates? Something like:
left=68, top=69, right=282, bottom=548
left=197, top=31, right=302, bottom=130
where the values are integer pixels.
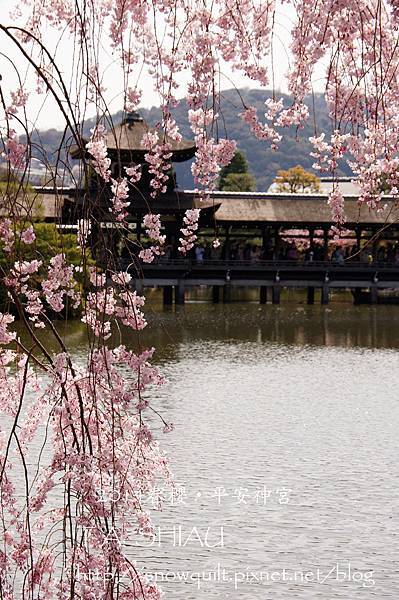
left=370, top=285, right=378, bottom=304
left=260, top=286, right=268, bottom=304
left=136, top=218, right=142, bottom=243
left=163, top=286, right=173, bottom=305
left=321, top=285, right=330, bottom=304
left=223, top=284, right=232, bottom=303
left=307, top=286, right=315, bottom=305
left=212, top=286, right=220, bottom=303
left=174, top=281, right=185, bottom=305
left=134, top=279, right=143, bottom=294
left=323, top=227, right=329, bottom=260
left=272, top=286, right=280, bottom=304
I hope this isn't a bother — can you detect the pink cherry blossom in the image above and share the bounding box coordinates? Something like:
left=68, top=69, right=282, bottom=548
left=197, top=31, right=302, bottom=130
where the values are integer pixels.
left=0, top=219, right=14, bottom=252
left=21, top=226, right=36, bottom=244
left=7, top=87, right=29, bottom=115
left=110, top=177, right=130, bottom=221
left=86, top=125, right=111, bottom=182
left=139, top=213, right=166, bottom=263
left=0, top=313, right=16, bottom=345
left=3, top=129, right=27, bottom=169
left=179, top=208, right=200, bottom=254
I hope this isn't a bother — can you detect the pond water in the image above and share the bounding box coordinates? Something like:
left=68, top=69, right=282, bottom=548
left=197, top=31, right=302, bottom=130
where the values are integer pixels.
left=19, top=302, right=399, bottom=598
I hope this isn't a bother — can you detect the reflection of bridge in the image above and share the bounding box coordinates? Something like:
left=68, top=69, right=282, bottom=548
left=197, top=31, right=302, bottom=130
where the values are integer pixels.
left=119, top=259, right=399, bottom=305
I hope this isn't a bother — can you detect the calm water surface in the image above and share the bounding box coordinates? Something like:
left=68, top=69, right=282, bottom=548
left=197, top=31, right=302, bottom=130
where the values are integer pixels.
left=27, top=303, right=399, bottom=598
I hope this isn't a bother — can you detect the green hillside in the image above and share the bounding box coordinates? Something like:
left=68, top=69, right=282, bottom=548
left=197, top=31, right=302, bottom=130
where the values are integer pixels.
left=25, top=89, right=352, bottom=191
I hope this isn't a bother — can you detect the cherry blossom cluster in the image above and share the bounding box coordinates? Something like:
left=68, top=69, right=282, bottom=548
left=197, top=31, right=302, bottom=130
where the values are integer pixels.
left=346, top=128, right=399, bottom=208
left=178, top=208, right=200, bottom=254
left=191, top=136, right=237, bottom=192
left=5, top=258, right=43, bottom=326
left=139, top=213, right=166, bottom=263
left=309, top=131, right=351, bottom=173
left=83, top=270, right=147, bottom=339
left=7, top=87, right=29, bottom=115
left=0, top=313, right=16, bottom=345
left=1, top=224, right=34, bottom=254
left=240, top=106, right=282, bottom=149
left=241, top=99, right=309, bottom=150
left=68, top=123, right=135, bottom=224
left=162, top=111, right=182, bottom=143
left=185, top=27, right=217, bottom=109
left=328, top=188, right=346, bottom=227
left=274, top=102, right=309, bottom=129
left=86, top=125, right=111, bottom=182
left=124, top=87, right=142, bottom=112
left=0, top=326, right=171, bottom=598
left=21, top=225, right=36, bottom=244
left=110, top=176, right=130, bottom=222
left=87, top=64, right=106, bottom=103
left=189, top=108, right=237, bottom=194
left=125, top=163, right=141, bottom=183
left=5, top=253, right=80, bottom=327
left=0, top=245, right=172, bottom=597
left=141, top=131, right=173, bottom=198
left=0, top=219, right=14, bottom=252
left=41, top=253, right=81, bottom=313
left=2, top=129, right=27, bottom=169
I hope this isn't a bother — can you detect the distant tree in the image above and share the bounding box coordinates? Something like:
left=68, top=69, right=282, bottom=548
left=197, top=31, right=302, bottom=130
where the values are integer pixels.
left=219, top=150, right=256, bottom=191
left=273, top=165, right=321, bottom=193
left=221, top=172, right=256, bottom=192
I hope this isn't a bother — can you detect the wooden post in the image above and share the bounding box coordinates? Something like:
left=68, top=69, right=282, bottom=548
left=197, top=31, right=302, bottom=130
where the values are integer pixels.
left=223, top=284, right=232, bottom=303
left=371, top=230, right=378, bottom=261
left=224, top=225, right=231, bottom=260
left=260, top=286, right=268, bottom=304
left=212, top=286, right=220, bottom=303
left=174, top=281, right=185, bottom=305
left=356, top=227, right=362, bottom=253
left=135, top=279, right=143, bottom=294
left=261, top=226, right=270, bottom=259
left=272, top=286, right=280, bottom=304
left=307, top=286, right=315, bottom=305
left=274, top=226, right=281, bottom=260
left=370, top=285, right=378, bottom=304
left=309, top=227, right=314, bottom=248
left=136, top=217, right=142, bottom=243
left=163, top=286, right=173, bottom=305
left=321, top=284, right=329, bottom=304
left=323, top=228, right=329, bottom=260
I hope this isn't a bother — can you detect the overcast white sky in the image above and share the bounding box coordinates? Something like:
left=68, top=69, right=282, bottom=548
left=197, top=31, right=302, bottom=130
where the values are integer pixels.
left=0, top=0, right=327, bottom=132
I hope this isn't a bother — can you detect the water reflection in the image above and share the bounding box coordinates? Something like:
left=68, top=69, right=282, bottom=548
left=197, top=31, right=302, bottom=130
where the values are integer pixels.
left=13, top=302, right=399, bottom=599
left=17, top=302, right=399, bottom=359
left=131, top=303, right=398, bottom=362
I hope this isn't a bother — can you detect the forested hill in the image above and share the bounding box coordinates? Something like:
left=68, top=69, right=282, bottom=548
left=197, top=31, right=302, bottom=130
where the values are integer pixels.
left=26, top=89, right=352, bottom=191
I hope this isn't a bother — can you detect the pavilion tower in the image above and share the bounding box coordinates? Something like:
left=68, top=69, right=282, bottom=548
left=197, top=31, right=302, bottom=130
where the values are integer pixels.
left=67, top=112, right=216, bottom=256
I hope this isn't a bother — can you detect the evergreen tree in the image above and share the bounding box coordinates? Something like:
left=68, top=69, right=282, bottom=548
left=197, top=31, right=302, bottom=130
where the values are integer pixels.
left=219, top=150, right=256, bottom=191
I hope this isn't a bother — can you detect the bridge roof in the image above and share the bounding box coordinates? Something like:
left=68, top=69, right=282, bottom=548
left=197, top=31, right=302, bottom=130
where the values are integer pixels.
left=184, top=191, right=399, bottom=227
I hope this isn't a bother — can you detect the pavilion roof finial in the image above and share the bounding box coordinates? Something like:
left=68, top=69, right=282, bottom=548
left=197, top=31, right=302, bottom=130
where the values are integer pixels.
left=123, top=111, right=144, bottom=125
left=69, top=111, right=196, bottom=161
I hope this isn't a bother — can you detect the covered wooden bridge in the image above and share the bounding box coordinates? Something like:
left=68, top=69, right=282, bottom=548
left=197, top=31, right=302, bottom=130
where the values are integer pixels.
left=121, top=257, right=399, bottom=305
left=118, top=189, right=399, bottom=305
